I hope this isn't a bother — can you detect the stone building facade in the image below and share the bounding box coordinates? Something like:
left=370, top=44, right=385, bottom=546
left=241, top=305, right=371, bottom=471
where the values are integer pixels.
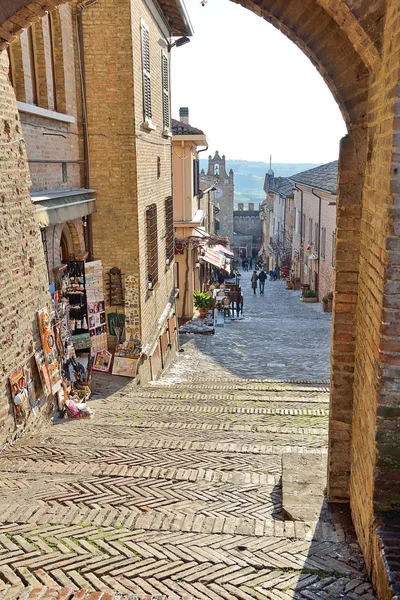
left=291, top=162, right=338, bottom=303
left=8, top=3, right=93, bottom=280
left=260, top=172, right=294, bottom=272
left=73, top=0, right=193, bottom=382
left=2, top=0, right=400, bottom=596
left=233, top=207, right=262, bottom=259
left=200, top=151, right=234, bottom=242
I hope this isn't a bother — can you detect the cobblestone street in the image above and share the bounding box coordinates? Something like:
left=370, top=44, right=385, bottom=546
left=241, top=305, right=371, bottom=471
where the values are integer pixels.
left=0, top=274, right=376, bottom=600
left=164, top=270, right=332, bottom=383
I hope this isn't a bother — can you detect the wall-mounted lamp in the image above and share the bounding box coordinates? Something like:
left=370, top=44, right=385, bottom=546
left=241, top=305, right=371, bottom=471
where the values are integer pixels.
left=168, top=36, right=190, bottom=51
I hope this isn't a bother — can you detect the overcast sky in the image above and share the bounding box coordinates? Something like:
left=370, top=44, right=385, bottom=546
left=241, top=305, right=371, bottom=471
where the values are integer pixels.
left=171, top=0, right=347, bottom=164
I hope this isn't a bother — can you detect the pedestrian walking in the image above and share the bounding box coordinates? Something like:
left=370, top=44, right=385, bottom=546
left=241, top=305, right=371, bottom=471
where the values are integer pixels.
left=258, top=269, right=267, bottom=295
left=249, top=258, right=253, bottom=269
left=217, top=269, right=225, bottom=285
left=251, top=270, right=259, bottom=295
left=273, top=267, right=279, bottom=281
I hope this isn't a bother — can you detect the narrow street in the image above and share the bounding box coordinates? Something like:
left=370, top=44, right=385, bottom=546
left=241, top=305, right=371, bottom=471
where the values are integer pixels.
left=0, top=276, right=376, bottom=600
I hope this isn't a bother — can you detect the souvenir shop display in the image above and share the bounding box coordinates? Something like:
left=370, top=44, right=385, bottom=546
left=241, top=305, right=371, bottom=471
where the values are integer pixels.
left=85, top=261, right=107, bottom=353
left=37, top=308, right=62, bottom=394
left=112, top=356, right=138, bottom=378
left=114, top=339, right=141, bottom=359
left=9, top=369, right=30, bottom=426
left=93, top=350, right=112, bottom=373
left=34, top=349, right=52, bottom=398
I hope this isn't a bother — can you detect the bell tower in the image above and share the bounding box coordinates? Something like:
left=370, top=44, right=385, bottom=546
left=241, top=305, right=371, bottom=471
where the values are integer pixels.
left=201, top=151, right=234, bottom=241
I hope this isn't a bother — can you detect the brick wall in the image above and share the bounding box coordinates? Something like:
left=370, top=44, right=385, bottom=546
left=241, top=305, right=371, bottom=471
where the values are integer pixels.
left=80, top=0, right=176, bottom=382
left=0, top=50, right=51, bottom=441
left=9, top=4, right=82, bottom=193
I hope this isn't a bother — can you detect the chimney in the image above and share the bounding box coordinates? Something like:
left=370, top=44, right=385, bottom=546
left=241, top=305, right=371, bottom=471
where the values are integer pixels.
left=179, top=107, right=189, bottom=124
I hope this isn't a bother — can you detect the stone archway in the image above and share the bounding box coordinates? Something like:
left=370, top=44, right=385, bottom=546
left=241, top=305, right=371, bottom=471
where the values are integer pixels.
left=0, top=1, right=399, bottom=597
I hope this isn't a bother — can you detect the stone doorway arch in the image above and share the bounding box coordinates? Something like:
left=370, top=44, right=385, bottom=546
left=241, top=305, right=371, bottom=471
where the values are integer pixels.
left=0, top=1, right=399, bottom=596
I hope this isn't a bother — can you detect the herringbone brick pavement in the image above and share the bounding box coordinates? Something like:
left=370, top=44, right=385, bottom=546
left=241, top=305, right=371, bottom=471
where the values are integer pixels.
left=0, top=377, right=376, bottom=599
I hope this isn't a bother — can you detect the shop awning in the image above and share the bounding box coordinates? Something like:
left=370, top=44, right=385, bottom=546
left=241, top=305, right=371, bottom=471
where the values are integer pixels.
left=31, top=189, right=96, bottom=227
left=215, top=244, right=234, bottom=257
left=201, top=248, right=225, bottom=269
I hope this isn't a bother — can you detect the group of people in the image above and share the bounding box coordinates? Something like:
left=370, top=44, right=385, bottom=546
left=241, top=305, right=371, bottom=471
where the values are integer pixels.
left=250, top=266, right=280, bottom=295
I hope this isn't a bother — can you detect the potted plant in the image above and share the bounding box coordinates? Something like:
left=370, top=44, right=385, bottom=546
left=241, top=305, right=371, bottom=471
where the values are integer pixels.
left=293, top=277, right=301, bottom=290
left=322, top=291, right=333, bottom=312
left=286, top=278, right=293, bottom=290
left=302, top=289, right=318, bottom=303
left=193, top=291, right=213, bottom=317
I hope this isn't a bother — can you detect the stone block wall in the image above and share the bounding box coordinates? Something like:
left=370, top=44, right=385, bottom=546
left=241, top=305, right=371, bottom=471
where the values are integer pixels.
left=0, top=50, right=51, bottom=441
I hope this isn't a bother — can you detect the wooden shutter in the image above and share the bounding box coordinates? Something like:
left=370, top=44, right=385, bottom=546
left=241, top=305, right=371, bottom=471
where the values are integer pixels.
left=146, top=204, right=158, bottom=286
left=141, top=21, right=152, bottom=121
left=161, top=52, right=169, bottom=130
left=193, top=159, right=199, bottom=196
left=165, top=196, right=174, bottom=265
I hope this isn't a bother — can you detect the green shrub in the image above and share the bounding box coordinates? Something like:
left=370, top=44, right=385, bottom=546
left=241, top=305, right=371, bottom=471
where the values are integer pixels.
left=303, top=289, right=317, bottom=298
left=193, top=291, right=213, bottom=309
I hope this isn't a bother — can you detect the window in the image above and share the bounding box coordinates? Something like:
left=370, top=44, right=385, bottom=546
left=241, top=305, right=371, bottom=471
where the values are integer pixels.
left=165, top=196, right=174, bottom=266
left=315, top=222, right=319, bottom=253
left=6, top=46, right=15, bottom=88
left=309, top=218, right=313, bottom=245
left=146, top=204, right=158, bottom=287
left=332, top=231, right=336, bottom=267
left=27, top=25, right=38, bottom=105
left=193, top=159, right=200, bottom=196
left=141, top=21, right=152, bottom=122
left=321, top=227, right=326, bottom=259
left=161, top=51, right=169, bottom=131
left=46, top=13, right=57, bottom=110
left=302, top=213, right=305, bottom=241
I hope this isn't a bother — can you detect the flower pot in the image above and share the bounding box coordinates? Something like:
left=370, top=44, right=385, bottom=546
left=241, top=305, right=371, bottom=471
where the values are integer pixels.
left=302, top=297, right=318, bottom=303
left=198, top=307, right=208, bottom=317
left=294, top=281, right=301, bottom=290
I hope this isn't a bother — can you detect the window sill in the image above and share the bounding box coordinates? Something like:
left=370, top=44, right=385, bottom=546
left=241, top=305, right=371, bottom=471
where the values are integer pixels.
left=147, top=281, right=160, bottom=295
left=162, top=129, right=172, bottom=138
left=17, top=101, right=75, bottom=124
left=143, top=119, right=157, bottom=131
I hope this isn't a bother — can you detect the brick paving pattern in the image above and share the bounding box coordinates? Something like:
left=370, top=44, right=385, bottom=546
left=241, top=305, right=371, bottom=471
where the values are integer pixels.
left=0, top=277, right=376, bottom=599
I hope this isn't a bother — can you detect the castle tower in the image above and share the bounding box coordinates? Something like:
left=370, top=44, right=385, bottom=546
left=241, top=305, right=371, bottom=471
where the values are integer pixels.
left=200, top=151, right=234, bottom=241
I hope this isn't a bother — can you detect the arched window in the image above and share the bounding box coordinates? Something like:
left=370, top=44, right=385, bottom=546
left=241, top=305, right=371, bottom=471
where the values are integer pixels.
left=214, top=164, right=219, bottom=176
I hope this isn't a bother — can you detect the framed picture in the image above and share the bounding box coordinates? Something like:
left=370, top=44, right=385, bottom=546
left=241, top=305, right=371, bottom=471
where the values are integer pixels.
left=93, top=350, right=112, bottom=373
left=112, top=356, right=137, bottom=377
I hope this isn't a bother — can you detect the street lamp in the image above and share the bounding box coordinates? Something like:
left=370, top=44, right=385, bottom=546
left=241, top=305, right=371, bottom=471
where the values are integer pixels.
left=168, top=36, right=191, bottom=51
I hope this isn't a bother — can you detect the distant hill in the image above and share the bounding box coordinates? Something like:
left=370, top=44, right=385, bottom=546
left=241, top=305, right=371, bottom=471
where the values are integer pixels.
left=200, top=159, right=321, bottom=208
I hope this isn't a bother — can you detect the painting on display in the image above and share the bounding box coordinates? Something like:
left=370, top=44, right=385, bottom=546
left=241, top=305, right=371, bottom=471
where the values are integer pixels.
left=9, top=369, right=30, bottom=426
left=37, top=309, right=61, bottom=394
left=112, top=357, right=138, bottom=378
left=34, top=349, right=52, bottom=398
left=93, top=350, right=112, bottom=373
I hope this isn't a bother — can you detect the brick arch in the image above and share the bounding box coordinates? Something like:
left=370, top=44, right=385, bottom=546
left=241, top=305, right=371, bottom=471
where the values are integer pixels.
left=0, top=0, right=381, bottom=128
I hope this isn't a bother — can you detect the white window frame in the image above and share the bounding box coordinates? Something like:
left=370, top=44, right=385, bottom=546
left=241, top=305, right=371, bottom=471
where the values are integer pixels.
left=141, top=20, right=154, bottom=129
left=161, top=50, right=170, bottom=134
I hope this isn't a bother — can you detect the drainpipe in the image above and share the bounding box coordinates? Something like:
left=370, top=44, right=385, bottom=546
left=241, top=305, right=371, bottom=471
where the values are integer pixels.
left=294, top=183, right=303, bottom=280
left=311, top=188, right=322, bottom=301
left=76, top=0, right=98, bottom=260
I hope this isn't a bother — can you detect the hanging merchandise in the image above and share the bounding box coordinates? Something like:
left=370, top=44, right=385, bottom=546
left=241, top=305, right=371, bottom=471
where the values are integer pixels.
left=85, top=260, right=107, bottom=353
left=37, top=308, right=62, bottom=394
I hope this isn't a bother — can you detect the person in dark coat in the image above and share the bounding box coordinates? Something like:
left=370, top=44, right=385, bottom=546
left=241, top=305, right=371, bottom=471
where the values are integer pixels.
left=251, top=270, right=259, bottom=295
left=258, top=269, right=267, bottom=294
left=217, top=270, right=225, bottom=285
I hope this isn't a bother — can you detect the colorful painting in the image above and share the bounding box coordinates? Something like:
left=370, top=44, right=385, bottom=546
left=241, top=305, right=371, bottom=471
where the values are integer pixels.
left=34, top=349, right=51, bottom=398
left=9, top=369, right=30, bottom=425
left=107, top=313, right=126, bottom=336
left=37, top=308, right=61, bottom=393
left=112, top=357, right=138, bottom=378
left=93, top=350, right=112, bottom=373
